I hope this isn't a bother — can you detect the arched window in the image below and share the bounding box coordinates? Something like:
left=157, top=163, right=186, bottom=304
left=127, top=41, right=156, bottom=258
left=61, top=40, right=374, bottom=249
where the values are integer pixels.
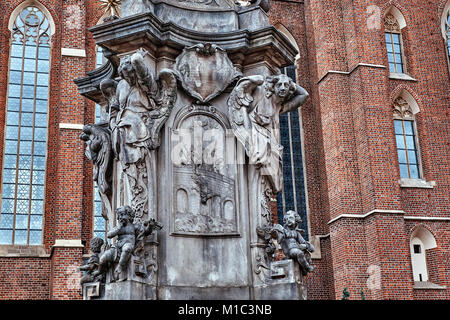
left=446, top=11, right=450, bottom=59
left=0, top=5, right=52, bottom=245
left=393, top=95, right=421, bottom=179
left=93, top=44, right=107, bottom=240
left=384, top=10, right=406, bottom=74
left=441, top=2, right=450, bottom=68
left=410, top=227, right=437, bottom=282
left=274, top=24, right=309, bottom=240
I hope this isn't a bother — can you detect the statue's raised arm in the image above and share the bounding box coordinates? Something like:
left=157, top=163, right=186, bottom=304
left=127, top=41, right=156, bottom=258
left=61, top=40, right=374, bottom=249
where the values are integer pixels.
left=280, top=82, right=309, bottom=114
left=130, top=48, right=157, bottom=95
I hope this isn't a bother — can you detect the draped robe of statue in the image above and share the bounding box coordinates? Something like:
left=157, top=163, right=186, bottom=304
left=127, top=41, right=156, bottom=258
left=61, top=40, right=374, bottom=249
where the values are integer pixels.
left=107, top=50, right=176, bottom=225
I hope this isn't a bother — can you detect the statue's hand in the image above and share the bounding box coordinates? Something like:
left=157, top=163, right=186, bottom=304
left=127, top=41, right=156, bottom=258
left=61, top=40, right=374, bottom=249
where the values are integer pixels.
left=299, top=244, right=307, bottom=250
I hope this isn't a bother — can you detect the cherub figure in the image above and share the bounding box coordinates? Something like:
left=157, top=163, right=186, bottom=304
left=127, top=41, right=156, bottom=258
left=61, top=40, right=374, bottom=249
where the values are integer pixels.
left=93, top=206, right=162, bottom=281
left=271, top=210, right=315, bottom=276
left=80, top=237, right=105, bottom=285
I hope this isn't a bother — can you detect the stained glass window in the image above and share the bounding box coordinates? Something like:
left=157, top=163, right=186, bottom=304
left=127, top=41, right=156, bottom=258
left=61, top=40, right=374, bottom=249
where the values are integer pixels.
left=0, top=6, right=51, bottom=245
left=276, top=65, right=309, bottom=239
left=93, top=47, right=108, bottom=240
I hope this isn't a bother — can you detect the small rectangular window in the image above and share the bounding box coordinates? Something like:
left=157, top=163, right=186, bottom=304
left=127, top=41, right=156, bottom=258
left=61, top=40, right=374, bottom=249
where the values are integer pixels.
left=413, top=244, right=421, bottom=254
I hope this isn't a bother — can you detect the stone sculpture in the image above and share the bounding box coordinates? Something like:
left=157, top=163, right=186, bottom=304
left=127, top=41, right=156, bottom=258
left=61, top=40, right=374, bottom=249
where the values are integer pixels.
left=77, top=0, right=313, bottom=299
left=271, top=210, right=315, bottom=276
left=80, top=124, right=113, bottom=221
left=228, top=74, right=309, bottom=196
left=80, top=237, right=105, bottom=285
left=93, top=206, right=163, bottom=281
left=108, top=49, right=177, bottom=222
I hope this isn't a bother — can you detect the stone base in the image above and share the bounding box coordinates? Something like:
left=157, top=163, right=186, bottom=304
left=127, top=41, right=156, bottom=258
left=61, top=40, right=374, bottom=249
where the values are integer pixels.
left=254, top=259, right=306, bottom=300
left=157, top=286, right=250, bottom=300
left=82, top=282, right=105, bottom=300
left=104, top=280, right=157, bottom=300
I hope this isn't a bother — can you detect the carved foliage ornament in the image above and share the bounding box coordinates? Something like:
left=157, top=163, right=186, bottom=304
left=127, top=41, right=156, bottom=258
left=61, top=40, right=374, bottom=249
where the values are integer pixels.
left=384, top=14, right=401, bottom=33
left=393, top=97, right=413, bottom=119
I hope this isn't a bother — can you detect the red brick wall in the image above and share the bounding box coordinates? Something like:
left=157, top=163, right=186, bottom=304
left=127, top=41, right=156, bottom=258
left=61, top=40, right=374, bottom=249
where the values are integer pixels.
left=0, top=257, right=50, bottom=299
left=270, top=0, right=449, bottom=300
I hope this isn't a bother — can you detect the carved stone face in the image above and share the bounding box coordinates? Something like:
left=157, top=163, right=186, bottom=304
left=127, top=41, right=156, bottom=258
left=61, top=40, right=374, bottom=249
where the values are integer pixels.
left=117, top=206, right=133, bottom=225
left=119, top=58, right=136, bottom=86
left=274, top=75, right=292, bottom=98
left=284, top=210, right=300, bottom=229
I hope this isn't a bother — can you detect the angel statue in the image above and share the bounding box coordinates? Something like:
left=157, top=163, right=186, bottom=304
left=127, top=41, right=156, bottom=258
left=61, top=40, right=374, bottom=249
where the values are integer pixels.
left=99, top=48, right=177, bottom=222
left=228, top=73, right=309, bottom=223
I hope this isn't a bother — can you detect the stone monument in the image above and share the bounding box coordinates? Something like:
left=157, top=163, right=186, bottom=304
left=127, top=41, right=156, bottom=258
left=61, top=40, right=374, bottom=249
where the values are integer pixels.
left=76, top=0, right=314, bottom=300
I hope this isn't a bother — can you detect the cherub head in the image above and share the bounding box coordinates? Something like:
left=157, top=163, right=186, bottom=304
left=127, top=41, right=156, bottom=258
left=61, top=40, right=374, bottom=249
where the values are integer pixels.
left=116, top=205, right=134, bottom=225
left=283, top=210, right=302, bottom=230
left=90, top=236, right=104, bottom=254
left=264, top=74, right=296, bottom=100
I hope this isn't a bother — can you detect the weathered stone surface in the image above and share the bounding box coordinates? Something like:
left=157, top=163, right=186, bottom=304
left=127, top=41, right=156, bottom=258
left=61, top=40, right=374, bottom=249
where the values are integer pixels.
left=77, top=0, right=313, bottom=301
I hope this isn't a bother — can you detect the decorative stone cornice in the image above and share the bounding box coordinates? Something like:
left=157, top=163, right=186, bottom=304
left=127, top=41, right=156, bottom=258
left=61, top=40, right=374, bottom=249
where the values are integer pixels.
left=328, top=209, right=406, bottom=225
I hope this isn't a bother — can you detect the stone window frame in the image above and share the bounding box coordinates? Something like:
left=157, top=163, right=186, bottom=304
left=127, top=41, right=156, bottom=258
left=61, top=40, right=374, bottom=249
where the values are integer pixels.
left=441, top=1, right=450, bottom=73
left=273, top=23, right=312, bottom=240
left=384, top=12, right=409, bottom=77
left=393, top=97, right=422, bottom=180
left=392, top=93, right=435, bottom=189
left=383, top=7, right=414, bottom=80
left=0, top=2, right=54, bottom=246
left=92, top=34, right=108, bottom=241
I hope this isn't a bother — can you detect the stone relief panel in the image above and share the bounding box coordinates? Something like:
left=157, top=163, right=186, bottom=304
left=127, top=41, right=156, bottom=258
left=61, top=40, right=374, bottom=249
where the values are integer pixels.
left=170, top=106, right=239, bottom=236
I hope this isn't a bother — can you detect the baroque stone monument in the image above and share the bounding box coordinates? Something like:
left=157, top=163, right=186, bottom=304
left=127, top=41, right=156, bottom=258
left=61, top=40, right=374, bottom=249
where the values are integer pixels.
left=76, top=0, right=314, bottom=300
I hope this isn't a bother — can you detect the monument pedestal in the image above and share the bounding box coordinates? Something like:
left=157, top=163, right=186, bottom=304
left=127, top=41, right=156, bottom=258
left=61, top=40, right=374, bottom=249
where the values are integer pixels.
left=77, top=0, right=314, bottom=300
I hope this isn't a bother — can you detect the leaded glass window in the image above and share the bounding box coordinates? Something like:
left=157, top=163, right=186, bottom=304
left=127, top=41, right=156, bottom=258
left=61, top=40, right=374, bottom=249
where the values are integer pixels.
left=393, top=98, right=420, bottom=179
left=0, top=6, right=51, bottom=245
left=384, top=14, right=405, bottom=74
left=276, top=65, right=309, bottom=239
left=93, top=47, right=108, bottom=240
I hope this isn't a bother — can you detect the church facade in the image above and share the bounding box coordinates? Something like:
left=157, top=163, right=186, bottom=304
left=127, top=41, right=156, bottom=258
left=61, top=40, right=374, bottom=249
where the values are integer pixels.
left=0, top=0, right=448, bottom=300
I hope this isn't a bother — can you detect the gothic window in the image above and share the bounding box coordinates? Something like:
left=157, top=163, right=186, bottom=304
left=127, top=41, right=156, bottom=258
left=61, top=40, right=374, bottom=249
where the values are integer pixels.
left=384, top=14, right=405, bottom=74
left=93, top=46, right=107, bottom=240
left=276, top=65, right=309, bottom=239
left=442, top=4, right=450, bottom=68
left=0, top=6, right=52, bottom=245
left=446, top=11, right=450, bottom=59
left=393, top=97, right=421, bottom=179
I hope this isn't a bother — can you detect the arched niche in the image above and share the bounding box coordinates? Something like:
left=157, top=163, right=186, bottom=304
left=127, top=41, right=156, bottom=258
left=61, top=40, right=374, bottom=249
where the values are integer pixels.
left=410, top=226, right=437, bottom=282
